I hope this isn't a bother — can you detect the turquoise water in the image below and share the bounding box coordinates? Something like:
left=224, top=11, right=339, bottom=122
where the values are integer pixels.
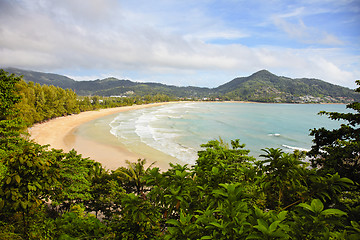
left=109, top=102, right=349, bottom=165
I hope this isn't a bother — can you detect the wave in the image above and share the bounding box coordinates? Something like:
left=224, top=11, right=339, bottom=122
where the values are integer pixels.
left=109, top=111, right=140, bottom=140
left=268, top=133, right=301, bottom=144
left=282, top=144, right=310, bottom=152
left=268, top=133, right=281, bottom=137
left=112, top=106, right=198, bottom=164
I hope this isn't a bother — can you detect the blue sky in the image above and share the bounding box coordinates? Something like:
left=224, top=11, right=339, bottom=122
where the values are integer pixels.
left=0, top=0, right=359, bottom=88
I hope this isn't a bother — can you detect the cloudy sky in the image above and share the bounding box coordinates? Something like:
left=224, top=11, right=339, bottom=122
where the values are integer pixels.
left=0, top=0, right=359, bottom=88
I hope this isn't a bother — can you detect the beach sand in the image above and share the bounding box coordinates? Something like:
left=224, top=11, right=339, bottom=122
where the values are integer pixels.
left=28, top=103, right=177, bottom=171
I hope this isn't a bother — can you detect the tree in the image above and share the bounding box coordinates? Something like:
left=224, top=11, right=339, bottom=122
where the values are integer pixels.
left=49, top=150, right=97, bottom=212
left=0, top=141, right=58, bottom=239
left=113, top=158, right=154, bottom=195
left=308, top=80, right=360, bottom=184
left=259, top=148, right=307, bottom=209
left=195, top=139, right=256, bottom=188
left=54, top=204, right=110, bottom=239
left=0, top=70, right=21, bottom=120
left=0, top=70, right=24, bottom=144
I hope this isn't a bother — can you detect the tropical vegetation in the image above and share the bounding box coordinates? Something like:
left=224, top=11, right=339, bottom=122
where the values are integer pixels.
left=0, top=69, right=359, bottom=239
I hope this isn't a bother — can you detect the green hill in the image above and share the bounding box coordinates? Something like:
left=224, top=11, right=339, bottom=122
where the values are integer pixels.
left=3, top=67, right=359, bottom=103
left=215, top=70, right=359, bottom=103
left=4, top=68, right=212, bottom=98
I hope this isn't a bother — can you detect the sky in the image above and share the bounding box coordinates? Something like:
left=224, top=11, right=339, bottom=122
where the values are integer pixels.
left=0, top=0, right=359, bottom=88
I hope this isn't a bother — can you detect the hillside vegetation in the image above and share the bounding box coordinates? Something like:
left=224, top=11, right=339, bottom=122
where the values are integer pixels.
left=5, top=67, right=359, bottom=103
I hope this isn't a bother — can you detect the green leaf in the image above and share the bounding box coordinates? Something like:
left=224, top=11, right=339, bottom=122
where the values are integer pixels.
left=246, top=233, right=263, bottom=240
left=14, top=175, right=20, bottom=184
left=254, top=224, right=268, bottom=235
left=6, top=177, right=11, bottom=184
left=254, top=207, right=264, bottom=218
left=257, top=219, right=269, bottom=229
left=320, top=192, right=331, bottom=201
left=339, top=177, right=354, bottom=185
left=311, top=199, right=324, bottom=213
left=268, top=221, right=280, bottom=232
left=321, top=209, right=347, bottom=216
left=254, top=219, right=269, bottom=234
left=20, top=201, right=27, bottom=210
left=351, top=221, right=360, bottom=230
left=271, top=229, right=288, bottom=238
left=277, top=211, right=287, bottom=221
left=176, top=196, right=184, bottom=202
left=166, top=219, right=180, bottom=227
left=34, top=182, right=42, bottom=189
left=210, top=222, right=224, bottom=229
left=170, top=186, right=181, bottom=195
left=298, top=203, right=314, bottom=213
left=212, top=189, right=228, bottom=197
left=201, top=236, right=212, bottom=240
left=211, top=166, right=219, bottom=174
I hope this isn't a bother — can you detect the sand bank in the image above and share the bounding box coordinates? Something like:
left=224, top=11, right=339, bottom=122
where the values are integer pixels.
left=28, top=102, right=176, bottom=170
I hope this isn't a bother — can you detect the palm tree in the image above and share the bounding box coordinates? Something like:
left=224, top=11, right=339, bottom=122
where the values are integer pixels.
left=116, top=159, right=155, bottom=195
left=259, top=148, right=306, bottom=209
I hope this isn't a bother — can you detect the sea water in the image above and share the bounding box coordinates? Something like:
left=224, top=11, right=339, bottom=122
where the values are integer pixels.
left=109, top=102, right=349, bottom=165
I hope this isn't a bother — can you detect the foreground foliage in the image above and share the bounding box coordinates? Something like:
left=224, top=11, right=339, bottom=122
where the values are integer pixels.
left=0, top=70, right=359, bottom=239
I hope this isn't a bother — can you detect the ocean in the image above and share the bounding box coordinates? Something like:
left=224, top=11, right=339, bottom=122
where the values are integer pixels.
left=107, top=102, right=349, bottom=165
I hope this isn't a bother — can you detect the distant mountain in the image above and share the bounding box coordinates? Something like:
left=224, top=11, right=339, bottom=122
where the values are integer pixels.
left=4, top=68, right=213, bottom=98
left=215, top=70, right=359, bottom=102
left=3, top=67, right=359, bottom=103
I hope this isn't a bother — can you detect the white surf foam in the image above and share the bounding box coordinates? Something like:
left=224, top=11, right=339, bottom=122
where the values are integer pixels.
left=109, top=111, right=139, bottom=141
left=109, top=104, right=198, bottom=164
left=282, top=144, right=310, bottom=152
left=268, top=133, right=281, bottom=137
left=133, top=107, right=198, bottom=164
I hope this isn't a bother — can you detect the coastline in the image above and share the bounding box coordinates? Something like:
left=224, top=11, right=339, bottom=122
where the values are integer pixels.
left=28, top=102, right=177, bottom=171
left=28, top=100, right=345, bottom=171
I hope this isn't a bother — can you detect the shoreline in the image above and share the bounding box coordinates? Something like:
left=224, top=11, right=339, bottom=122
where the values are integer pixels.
left=223, top=100, right=347, bottom=105
left=28, top=102, right=176, bottom=171
left=28, top=100, right=345, bottom=171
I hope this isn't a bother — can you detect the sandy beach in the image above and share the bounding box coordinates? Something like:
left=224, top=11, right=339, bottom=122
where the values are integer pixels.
left=28, top=102, right=176, bottom=170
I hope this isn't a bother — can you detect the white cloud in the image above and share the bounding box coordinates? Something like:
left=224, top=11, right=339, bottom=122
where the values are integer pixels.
left=66, top=73, right=114, bottom=81
left=276, top=7, right=305, bottom=18
left=185, top=30, right=249, bottom=42
left=309, top=57, right=354, bottom=85
left=272, top=17, right=344, bottom=45
left=0, top=0, right=358, bottom=89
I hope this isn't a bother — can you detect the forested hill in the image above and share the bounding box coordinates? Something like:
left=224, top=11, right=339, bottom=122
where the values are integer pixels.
left=4, top=67, right=211, bottom=98
left=4, top=67, right=359, bottom=103
left=215, top=70, right=360, bottom=102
